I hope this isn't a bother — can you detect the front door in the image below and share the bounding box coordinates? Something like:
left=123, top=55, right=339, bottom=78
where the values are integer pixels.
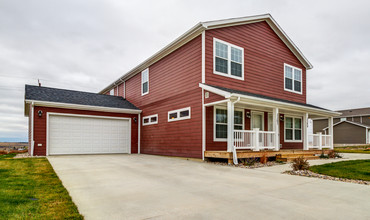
left=251, top=112, right=264, bottom=130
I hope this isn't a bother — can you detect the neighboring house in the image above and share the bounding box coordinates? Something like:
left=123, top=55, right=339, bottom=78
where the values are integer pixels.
left=24, top=14, right=340, bottom=162
left=313, top=108, right=370, bottom=145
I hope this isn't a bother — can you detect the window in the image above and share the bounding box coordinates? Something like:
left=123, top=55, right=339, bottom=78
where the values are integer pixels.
left=141, top=68, right=149, bottom=95
left=213, top=38, right=244, bottom=80
left=109, top=89, right=114, bottom=96
left=168, top=107, right=191, bottom=122
left=214, top=107, right=244, bottom=141
left=143, top=114, right=158, bottom=126
left=285, top=116, right=302, bottom=142
left=284, top=64, right=302, bottom=94
left=340, top=117, right=346, bottom=122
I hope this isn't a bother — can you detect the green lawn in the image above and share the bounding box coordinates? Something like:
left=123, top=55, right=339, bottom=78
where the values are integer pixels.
left=310, top=160, right=370, bottom=181
left=0, top=154, right=83, bottom=219
left=335, top=149, right=370, bottom=154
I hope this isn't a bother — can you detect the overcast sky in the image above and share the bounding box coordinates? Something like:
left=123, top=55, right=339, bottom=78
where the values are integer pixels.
left=0, top=0, right=369, bottom=141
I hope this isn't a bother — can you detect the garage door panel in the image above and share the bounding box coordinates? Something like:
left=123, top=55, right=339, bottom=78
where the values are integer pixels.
left=48, top=115, right=130, bottom=155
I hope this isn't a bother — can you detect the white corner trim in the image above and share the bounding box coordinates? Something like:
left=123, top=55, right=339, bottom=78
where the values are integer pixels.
left=25, top=100, right=142, bottom=114
left=138, top=113, right=141, bottom=154
left=213, top=38, right=244, bottom=81
left=168, top=107, right=191, bottom=122
left=30, top=102, right=34, bottom=156
left=142, top=114, right=158, bottom=126
left=202, top=88, right=206, bottom=160
left=123, top=81, right=126, bottom=99
left=202, top=31, right=206, bottom=84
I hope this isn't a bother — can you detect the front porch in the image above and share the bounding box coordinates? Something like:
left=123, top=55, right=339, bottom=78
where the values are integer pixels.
left=200, top=84, right=340, bottom=164
left=205, top=149, right=334, bottom=164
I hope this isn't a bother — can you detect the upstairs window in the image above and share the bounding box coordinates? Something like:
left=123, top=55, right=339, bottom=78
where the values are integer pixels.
left=141, top=68, right=149, bottom=96
left=284, top=64, right=302, bottom=94
left=213, top=38, right=244, bottom=80
left=109, top=89, right=114, bottom=96
left=168, top=107, right=191, bottom=122
left=143, top=114, right=158, bottom=126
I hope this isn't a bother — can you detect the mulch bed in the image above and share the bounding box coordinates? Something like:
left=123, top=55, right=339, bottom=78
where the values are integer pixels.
left=284, top=170, right=369, bottom=185
left=207, top=160, right=285, bottom=169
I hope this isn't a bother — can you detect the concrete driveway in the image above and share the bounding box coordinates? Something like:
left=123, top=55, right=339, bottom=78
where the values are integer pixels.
left=48, top=154, right=370, bottom=220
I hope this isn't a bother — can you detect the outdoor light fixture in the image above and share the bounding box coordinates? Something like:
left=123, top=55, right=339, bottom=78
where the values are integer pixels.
left=133, top=117, right=137, bottom=123
left=280, top=115, right=284, bottom=121
left=246, top=111, right=251, bottom=118
left=38, top=110, right=43, bottom=117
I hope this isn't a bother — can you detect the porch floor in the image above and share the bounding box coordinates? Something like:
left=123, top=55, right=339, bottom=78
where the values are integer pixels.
left=205, top=149, right=333, bottom=163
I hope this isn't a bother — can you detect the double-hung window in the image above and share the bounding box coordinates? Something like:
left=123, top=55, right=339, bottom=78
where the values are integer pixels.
left=168, top=107, right=191, bottom=122
left=143, top=114, right=158, bottom=126
left=214, top=107, right=244, bottom=141
left=214, top=38, right=244, bottom=80
left=285, top=116, right=302, bottom=142
left=141, top=68, right=149, bottom=95
left=284, top=64, right=302, bottom=94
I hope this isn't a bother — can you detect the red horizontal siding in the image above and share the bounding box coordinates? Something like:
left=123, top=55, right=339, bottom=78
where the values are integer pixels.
left=32, top=106, right=138, bottom=156
left=205, top=21, right=307, bottom=104
left=122, top=36, right=203, bottom=158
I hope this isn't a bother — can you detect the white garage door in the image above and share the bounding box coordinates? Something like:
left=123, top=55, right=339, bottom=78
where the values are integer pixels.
left=48, top=114, right=130, bottom=155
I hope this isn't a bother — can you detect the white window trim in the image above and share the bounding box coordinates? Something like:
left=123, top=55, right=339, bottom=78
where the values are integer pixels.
left=141, top=68, right=149, bottom=96
left=168, top=107, right=191, bottom=122
left=284, top=63, right=302, bottom=95
left=213, top=38, right=244, bottom=81
left=142, top=114, right=158, bottom=126
left=284, top=115, right=303, bottom=143
left=250, top=111, right=264, bottom=130
left=213, top=106, right=244, bottom=142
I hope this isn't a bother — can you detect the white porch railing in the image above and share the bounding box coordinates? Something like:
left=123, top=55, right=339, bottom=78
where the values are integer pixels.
left=308, top=132, right=333, bottom=150
left=233, top=129, right=277, bottom=163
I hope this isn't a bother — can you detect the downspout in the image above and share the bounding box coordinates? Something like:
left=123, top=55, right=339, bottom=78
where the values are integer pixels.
left=231, top=96, right=240, bottom=165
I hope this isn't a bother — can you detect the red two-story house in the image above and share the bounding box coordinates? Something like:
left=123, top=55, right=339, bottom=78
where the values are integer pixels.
left=25, top=14, right=340, bottom=164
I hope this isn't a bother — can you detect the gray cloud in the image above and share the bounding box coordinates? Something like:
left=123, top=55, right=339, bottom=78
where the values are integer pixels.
left=0, top=0, right=369, bottom=141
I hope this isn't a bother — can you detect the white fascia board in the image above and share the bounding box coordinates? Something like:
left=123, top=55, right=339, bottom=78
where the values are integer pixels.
left=25, top=100, right=142, bottom=114
left=101, top=14, right=313, bottom=94
left=199, top=83, right=231, bottom=98
left=199, top=83, right=340, bottom=117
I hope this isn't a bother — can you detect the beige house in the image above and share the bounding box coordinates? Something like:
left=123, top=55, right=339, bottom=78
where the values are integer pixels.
left=313, top=107, right=370, bottom=145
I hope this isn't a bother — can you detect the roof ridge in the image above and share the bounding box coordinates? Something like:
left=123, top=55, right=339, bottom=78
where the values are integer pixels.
left=25, top=84, right=116, bottom=98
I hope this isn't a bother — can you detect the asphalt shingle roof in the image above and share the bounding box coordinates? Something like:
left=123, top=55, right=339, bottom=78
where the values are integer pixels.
left=25, top=85, right=139, bottom=110
left=336, top=107, right=370, bottom=117
left=204, top=84, right=331, bottom=111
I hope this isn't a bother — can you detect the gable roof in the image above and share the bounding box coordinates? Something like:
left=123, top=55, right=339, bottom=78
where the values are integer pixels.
left=336, top=107, right=370, bottom=117
left=25, top=85, right=140, bottom=115
left=100, top=14, right=312, bottom=94
left=323, top=120, right=370, bottom=130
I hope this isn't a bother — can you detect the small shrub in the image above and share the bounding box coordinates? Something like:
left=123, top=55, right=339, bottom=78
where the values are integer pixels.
left=243, top=158, right=258, bottom=166
left=329, top=151, right=343, bottom=158
left=291, top=156, right=310, bottom=171
left=319, top=153, right=329, bottom=159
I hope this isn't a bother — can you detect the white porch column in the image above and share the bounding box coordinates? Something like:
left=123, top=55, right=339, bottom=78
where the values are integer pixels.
left=272, top=108, right=280, bottom=151
left=253, top=128, right=260, bottom=151
left=227, top=100, right=234, bottom=152
left=303, top=113, right=309, bottom=150
left=328, top=117, right=334, bottom=149
left=318, top=132, right=323, bottom=150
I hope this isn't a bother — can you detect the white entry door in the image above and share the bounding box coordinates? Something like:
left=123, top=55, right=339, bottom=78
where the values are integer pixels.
left=251, top=112, right=264, bottom=130
left=48, top=114, right=130, bottom=155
